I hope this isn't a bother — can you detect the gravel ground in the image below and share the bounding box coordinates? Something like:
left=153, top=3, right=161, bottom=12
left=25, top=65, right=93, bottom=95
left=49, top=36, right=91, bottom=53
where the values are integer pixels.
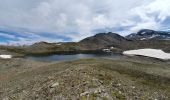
left=0, top=57, right=170, bottom=100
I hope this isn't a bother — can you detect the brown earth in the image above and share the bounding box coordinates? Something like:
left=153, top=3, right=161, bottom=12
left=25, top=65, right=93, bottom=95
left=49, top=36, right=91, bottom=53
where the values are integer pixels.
left=0, top=57, right=170, bottom=100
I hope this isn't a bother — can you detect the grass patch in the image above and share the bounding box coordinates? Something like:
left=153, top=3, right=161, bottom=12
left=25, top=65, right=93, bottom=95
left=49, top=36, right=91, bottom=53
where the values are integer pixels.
left=112, top=91, right=126, bottom=100
left=97, top=73, right=112, bottom=85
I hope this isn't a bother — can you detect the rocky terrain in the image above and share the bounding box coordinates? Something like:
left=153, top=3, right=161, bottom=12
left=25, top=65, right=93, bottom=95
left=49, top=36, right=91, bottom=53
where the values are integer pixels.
left=0, top=29, right=170, bottom=99
left=79, top=32, right=131, bottom=51
left=126, top=29, right=170, bottom=40
left=0, top=57, right=170, bottom=100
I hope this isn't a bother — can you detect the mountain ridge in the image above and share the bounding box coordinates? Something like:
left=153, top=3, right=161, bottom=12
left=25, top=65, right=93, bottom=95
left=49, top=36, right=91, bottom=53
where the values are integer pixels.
left=126, top=29, right=170, bottom=40
left=1, top=30, right=170, bottom=56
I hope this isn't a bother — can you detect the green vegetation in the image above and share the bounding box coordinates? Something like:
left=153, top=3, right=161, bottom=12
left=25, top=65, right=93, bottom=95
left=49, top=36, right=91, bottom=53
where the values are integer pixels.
left=112, top=91, right=126, bottom=100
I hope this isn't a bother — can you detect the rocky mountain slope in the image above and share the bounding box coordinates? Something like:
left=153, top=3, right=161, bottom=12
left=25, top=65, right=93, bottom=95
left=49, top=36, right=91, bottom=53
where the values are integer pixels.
left=1, top=30, right=170, bottom=55
left=0, top=32, right=132, bottom=55
left=126, top=29, right=170, bottom=40
left=80, top=32, right=128, bottom=46
left=79, top=32, right=134, bottom=51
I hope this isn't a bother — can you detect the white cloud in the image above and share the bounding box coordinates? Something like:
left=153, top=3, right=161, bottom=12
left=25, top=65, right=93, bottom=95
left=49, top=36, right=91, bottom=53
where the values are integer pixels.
left=0, top=0, right=170, bottom=44
left=128, top=0, right=170, bottom=32
left=5, top=34, right=64, bottom=46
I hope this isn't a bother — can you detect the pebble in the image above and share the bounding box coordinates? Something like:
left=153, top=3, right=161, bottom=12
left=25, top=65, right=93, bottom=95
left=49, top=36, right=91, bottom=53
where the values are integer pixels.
left=132, top=86, right=135, bottom=89
left=117, top=83, right=121, bottom=87
left=80, top=91, right=89, bottom=96
left=50, top=82, right=59, bottom=88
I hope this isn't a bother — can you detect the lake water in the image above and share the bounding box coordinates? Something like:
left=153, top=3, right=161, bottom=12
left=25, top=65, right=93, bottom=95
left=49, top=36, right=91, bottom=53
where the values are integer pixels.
left=26, top=53, right=123, bottom=62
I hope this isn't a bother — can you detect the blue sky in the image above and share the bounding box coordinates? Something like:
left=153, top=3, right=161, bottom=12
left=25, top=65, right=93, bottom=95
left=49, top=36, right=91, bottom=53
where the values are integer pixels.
left=0, top=0, right=170, bottom=45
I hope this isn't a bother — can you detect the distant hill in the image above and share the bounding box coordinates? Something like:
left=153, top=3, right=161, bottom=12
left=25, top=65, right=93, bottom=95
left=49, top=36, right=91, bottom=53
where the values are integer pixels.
left=79, top=32, right=131, bottom=50
left=25, top=32, right=131, bottom=54
left=80, top=32, right=127, bottom=44
left=126, top=29, right=170, bottom=40
left=1, top=30, right=170, bottom=55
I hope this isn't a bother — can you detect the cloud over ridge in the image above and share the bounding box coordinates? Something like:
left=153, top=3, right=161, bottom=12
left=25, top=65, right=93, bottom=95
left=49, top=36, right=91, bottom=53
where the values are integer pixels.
left=0, top=0, right=170, bottom=44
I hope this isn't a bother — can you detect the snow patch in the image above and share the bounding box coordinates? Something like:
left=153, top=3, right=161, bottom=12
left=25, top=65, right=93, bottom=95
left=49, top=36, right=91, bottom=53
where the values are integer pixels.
left=140, top=38, right=146, bottom=40
left=123, top=49, right=170, bottom=60
left=141, top=32, right=146, bottom=34
left=102, top=49, right=111, bottom=52
left=0, top=55, right=12, bottom=59
left=149, top=34, right=159, bottom=39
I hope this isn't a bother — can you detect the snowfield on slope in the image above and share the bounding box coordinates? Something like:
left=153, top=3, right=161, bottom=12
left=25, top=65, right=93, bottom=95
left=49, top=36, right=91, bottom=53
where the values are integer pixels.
left=123, top=49, right=170, bottom=60
left=0, top=55, right=12, bottom=59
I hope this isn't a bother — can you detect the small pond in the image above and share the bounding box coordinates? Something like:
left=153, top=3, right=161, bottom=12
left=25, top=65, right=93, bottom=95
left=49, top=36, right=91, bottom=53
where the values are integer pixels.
left=25, top=53, right=123, bottom=62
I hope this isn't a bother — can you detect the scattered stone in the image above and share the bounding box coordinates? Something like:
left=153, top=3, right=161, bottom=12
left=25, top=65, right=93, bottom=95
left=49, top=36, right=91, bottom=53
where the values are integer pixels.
left=0, top=58, right=170, bottom=99
left=117, top=83, right=121, bottom=86
left=50, top=82, right=59, bottom=88
left=80, top=91, right=89, bottom=96
left=132, top=86, right=135, bottom=89
left=94, top=88, right=102, bottom=94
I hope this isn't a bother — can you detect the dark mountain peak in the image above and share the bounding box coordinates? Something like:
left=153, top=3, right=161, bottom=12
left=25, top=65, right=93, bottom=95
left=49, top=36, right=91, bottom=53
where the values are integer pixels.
left=80, top=32, right=126, bottom=42
left=93, top=32, right=120, bottom=37
left=126, top=29, right=170, bottom=40
left=79, top=32, right=128, bottom=49
left=137, top=29, right=154, bottom=36
left=137, top=29, right=170, bottom=36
